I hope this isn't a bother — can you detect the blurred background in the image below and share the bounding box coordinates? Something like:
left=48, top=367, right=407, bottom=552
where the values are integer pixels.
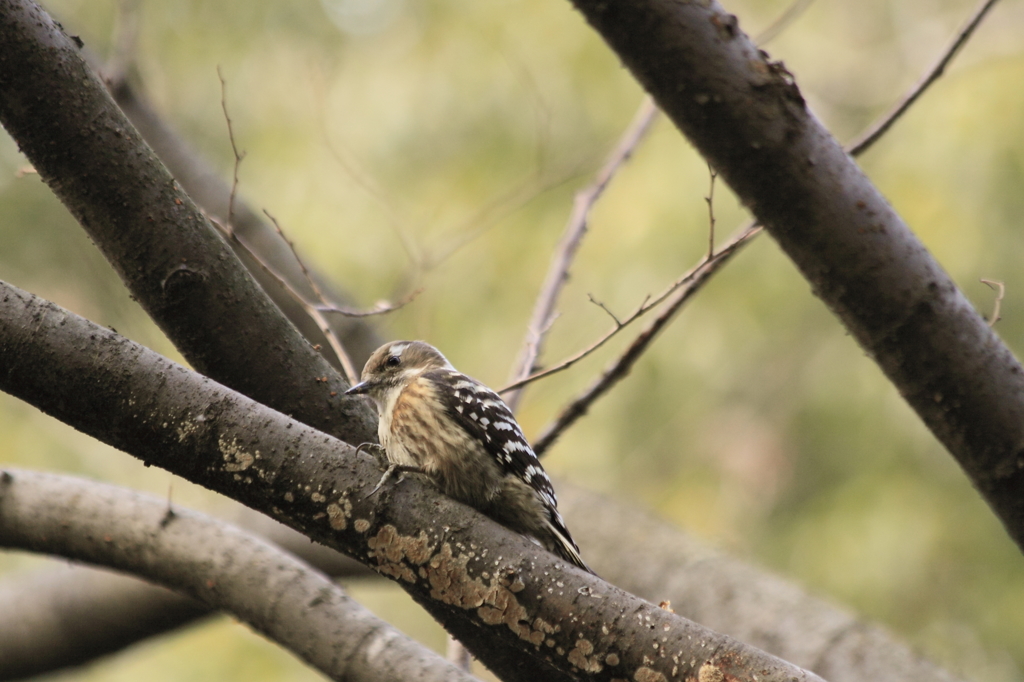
left=2, top=0, right=1024, bottom=679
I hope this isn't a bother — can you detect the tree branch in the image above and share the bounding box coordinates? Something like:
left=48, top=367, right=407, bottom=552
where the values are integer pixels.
left=0, top=279, right=825, bottom=682
left=532, top=222, right=760, bottom=455
left=557, top=484, right=966, bottom=682
left=567, top=0, right=1024, bottom=552
left=0, top=504, right=371, bottom=679
left=0, top=469, right=479, bottom=682
left=505, top=97, right=659, bottom=412
left=529, top=0, right=1000, bottom=456
left=0, top=0, right=991, bottom=675
left=845, top=0, right=1002, bottom=156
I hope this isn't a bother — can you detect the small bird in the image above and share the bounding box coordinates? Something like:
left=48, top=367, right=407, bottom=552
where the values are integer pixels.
left=346, top=340, right=591, bottom=573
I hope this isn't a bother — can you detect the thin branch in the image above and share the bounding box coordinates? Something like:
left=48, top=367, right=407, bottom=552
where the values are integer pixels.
left=502, top=224, right=760, bottom=397
left=314, top=82, right=422, bottom=268
left=217, top=66, right=245, bottom=233
left=315, top=290, right=421, bottom=318
left=754, top=0, right=816, bottom=46
left=706, top=162, right=718, bottom=258
left=505, top=97, right=659, bottom=411
left=102, top=0, right=141, bottom=85
left=531, top=222, right=761, bottom=456
left=204, top=209, right=413, bottom=385
left=261, top=211, right=420, bottom=320
left=588, top=293, right=627, bottom=328
left=424, top=167, right=583, bottom=271
left=315, top=68, right=581, bottom=286
left=260, top=209, right=419, bottom=382
left=100, top=66, right=384, bottom=371
left=845, top=0, right=1002, bottom=157
left=981, top=278, right=1005, bottom=327
left=259, top=212, right=358, bottom=383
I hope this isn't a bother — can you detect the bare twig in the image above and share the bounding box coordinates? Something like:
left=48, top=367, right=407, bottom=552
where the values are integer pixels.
left=505, top=97, right=659, bottom=411
left=260, top=211, right=362, bottom=383
left=316, top=102, right=421, bottom=268
left=315, top=70, right=579, bottom=286
left=846, top=0, right=1002, bottom=156
left=754, top=0, right=816, bottom=46
left=981, top=279, right=1005, bottom=327
left=207, top=211, right=411, bottom=385
left=264, top=210, right=421, bottom=320
left=425, top=168, right=583, bottom=271
left=531, top=222, right=762, bottom=456
left=217, top=66, right=245, bottom=233
left=103, top=0, right=141, bottom=85
left=588, top=293, right=628, bottom=328
left=501, top=226, right=758, bottom=397
left=706, top=163, right=718, bottom=258
left=315, top=290, right=421, bottom=318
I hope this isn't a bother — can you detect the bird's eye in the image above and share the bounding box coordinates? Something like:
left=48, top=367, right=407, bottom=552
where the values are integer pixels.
left=385, top=355, right=401, bottom=368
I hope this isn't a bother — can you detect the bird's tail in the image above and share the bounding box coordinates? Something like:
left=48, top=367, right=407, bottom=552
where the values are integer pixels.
left=545, top=516, right=595, bottom=575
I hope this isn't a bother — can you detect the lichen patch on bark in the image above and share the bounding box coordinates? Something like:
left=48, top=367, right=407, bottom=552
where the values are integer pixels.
left=633, top=666, right=668, bottom=682
left=326, top=495, right=352, bottom=531
left=567, top=637, right=604, bottom=673
left=366, top=525, right=433, bottom=582
left=361, top=524, right=631, bottom=675
left=697, top=662, right=725, bottom=682
left=218, top=435, right=255, bottom=472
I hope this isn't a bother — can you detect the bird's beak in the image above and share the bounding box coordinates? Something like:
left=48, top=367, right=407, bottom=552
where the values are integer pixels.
left=345, top=380, right=370, bottom=396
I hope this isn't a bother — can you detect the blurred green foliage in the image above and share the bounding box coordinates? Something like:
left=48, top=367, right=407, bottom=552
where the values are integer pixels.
left=1, top=0, right=1023, bottom=680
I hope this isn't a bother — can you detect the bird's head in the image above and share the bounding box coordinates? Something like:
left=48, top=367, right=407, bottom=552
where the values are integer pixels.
left=345, top=340, right=453, bottom=405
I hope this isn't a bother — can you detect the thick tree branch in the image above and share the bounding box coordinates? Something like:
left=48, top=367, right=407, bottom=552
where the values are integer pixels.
left=558, top=485, right=965, bottom=682
left=0, top=478, right=965, bottom=682
left=0, top=280, right=825, bottom=682
left=0, top=469, right=479, bottom=682
left=0, top=567, right=206, bottom=681
left=0, top=505, right=371, bottom=679
left=567, top=0, right=1024, bottom=552
left=0, top=0, right=377, bottom=446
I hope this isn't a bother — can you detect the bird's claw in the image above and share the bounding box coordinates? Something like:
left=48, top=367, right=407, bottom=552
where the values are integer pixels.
left=354, top=442, right=392, bottom=473
left=367, top=462, right=399, bottom=498
left=365, top=463, right=423, bottom=499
